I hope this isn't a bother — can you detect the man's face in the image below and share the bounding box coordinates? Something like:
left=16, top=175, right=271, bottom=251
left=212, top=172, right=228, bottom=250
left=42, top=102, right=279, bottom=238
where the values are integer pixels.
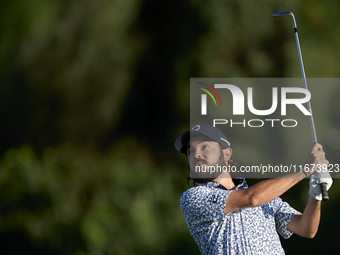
left=186, top=135, right=231, bottom=179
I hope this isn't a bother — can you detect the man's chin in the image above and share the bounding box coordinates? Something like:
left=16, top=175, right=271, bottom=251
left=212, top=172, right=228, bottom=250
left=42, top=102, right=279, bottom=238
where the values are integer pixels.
left=190, top=165, right=221, bottom=180
left=191, top=164, right=208, bottom=172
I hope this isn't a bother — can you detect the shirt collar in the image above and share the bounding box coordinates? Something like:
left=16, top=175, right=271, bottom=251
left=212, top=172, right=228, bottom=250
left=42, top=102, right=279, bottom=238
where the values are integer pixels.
left=196, top=178, right=248, bottom=190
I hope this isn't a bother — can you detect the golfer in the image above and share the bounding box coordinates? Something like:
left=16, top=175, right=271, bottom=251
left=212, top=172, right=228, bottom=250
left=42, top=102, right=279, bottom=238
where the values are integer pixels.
left=174, top=124, right=332, bottom=255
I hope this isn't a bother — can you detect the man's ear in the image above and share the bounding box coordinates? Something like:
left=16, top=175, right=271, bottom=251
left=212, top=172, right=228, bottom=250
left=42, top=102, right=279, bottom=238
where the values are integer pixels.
left=222, top=147, right=233, bottom=163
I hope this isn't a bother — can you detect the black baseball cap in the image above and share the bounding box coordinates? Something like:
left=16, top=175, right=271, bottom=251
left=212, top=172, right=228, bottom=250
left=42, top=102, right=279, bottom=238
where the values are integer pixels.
left=174, top=124, right=231, bottom=154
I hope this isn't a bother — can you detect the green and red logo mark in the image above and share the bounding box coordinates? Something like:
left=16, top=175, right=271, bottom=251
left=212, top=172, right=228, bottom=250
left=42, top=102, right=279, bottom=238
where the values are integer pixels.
left=196, top=82, right=222, bottom=115
left=196, top=82, right=223, bottom=106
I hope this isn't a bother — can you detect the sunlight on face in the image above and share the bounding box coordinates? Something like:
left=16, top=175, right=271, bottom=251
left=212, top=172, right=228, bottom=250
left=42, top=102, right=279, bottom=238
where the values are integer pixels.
left=187, top=136, right=227, bottom=179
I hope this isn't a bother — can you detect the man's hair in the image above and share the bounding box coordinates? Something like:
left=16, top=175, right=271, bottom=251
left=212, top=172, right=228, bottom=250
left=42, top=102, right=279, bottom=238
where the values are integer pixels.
left=186, top=144, right=237, bottom=186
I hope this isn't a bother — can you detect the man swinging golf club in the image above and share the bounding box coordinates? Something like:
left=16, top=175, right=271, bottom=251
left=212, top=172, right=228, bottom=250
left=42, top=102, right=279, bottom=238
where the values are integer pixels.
left=175, top=124, right=332, bottom=254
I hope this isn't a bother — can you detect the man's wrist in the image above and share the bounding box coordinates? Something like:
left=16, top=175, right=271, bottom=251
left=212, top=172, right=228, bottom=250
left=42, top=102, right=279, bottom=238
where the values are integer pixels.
left=301, top=166, right=311, bottom=178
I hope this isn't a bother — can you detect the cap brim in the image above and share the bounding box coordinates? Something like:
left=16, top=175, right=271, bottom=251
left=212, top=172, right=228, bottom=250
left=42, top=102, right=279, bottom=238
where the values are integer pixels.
left=174, top=130, right=218, bottom=154
left=174, top=131, right=190, bottom=154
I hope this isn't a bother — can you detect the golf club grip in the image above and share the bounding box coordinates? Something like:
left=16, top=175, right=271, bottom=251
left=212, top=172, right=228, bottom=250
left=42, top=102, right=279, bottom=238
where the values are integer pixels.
left=320, top=183, right=329, bottom=201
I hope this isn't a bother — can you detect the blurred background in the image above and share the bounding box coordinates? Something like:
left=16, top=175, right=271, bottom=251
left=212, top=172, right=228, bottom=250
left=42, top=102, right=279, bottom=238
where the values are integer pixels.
left=1, top=0, right=340, bottom=254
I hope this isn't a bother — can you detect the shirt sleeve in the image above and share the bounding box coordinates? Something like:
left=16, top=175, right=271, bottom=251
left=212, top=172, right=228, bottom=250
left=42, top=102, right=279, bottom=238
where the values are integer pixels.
left=271, top=197, right=300, bottom=239
left=180, top=186, right=230, bottom=235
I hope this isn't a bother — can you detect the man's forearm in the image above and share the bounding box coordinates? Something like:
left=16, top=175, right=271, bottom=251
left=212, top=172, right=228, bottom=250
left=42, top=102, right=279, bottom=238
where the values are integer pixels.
left=224, top=171, right=306, bottom=214
left=287, top=196, right=321, bottom=238
left=246, top=171, right=306, bottom=207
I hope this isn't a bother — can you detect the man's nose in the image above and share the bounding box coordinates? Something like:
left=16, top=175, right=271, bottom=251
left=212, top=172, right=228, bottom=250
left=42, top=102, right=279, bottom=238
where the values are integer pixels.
left=195, top=149, right=202, bottom=158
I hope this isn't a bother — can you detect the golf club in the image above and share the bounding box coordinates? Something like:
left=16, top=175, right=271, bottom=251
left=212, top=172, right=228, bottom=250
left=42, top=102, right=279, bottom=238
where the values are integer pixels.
left=272, top=10, right=329, bottom=201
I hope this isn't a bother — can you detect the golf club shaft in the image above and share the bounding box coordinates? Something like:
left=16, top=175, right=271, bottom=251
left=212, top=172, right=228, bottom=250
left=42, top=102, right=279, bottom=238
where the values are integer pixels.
left=273, top=11, right=329, bottom=201
left=294, top=30, right=318, bottom=144
left=292, top=21, right=329, bottom=201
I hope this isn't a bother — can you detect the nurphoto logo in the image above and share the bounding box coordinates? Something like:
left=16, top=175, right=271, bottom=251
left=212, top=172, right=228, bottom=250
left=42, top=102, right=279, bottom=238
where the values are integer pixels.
left=192, top=79, right=313, bottom=128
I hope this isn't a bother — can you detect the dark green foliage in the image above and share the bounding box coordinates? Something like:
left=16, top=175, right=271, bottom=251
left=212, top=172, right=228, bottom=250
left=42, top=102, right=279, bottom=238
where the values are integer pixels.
left=1, top=0, right=340, bottom=254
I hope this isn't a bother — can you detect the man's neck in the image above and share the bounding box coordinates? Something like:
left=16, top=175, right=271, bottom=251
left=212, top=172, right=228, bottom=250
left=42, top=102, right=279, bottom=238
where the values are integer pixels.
left=213, top=176, right=236, bottom=190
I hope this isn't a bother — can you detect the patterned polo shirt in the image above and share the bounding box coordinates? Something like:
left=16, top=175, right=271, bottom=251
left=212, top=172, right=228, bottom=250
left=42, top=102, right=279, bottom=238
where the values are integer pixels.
left=180, top=178, right=300, bottom=255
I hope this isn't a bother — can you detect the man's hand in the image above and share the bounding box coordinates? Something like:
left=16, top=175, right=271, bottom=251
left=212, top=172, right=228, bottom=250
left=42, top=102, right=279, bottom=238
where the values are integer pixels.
left=305, top=143, right=332, bottom=201
left=304, top=143, right=329, bottom=175
left=309, top=166, right=333, bottom=201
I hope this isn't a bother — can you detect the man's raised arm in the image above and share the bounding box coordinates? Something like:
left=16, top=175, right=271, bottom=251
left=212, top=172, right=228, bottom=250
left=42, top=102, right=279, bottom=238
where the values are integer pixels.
left=224, top=143, right=330, bottom=215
